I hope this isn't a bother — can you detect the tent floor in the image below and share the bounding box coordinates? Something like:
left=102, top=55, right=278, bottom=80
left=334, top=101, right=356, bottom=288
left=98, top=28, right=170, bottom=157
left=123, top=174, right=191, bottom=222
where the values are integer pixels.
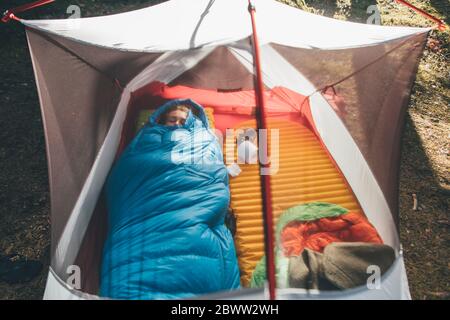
left=92, top=108, right=365, bottom=291
left=131, top=109, right=364, bottom=287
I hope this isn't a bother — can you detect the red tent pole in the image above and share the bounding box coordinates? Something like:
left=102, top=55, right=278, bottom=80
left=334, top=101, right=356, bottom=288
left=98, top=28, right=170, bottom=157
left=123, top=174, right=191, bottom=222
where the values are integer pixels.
left=247, top=0, right=276, bottom=300
left=2, top=0, right=55, bottom=23
left=394, top=0, right=447, bottom=31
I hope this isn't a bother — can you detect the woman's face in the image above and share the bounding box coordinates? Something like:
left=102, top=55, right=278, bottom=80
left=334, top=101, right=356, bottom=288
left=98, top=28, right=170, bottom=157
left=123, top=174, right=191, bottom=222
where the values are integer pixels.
left=164, top=110, right=188, bottom=126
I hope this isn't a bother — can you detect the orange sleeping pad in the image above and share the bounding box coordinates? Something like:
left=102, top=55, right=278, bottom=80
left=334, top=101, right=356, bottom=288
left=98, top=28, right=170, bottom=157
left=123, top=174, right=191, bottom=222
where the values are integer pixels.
left=225, top=119, right=364, bottom=286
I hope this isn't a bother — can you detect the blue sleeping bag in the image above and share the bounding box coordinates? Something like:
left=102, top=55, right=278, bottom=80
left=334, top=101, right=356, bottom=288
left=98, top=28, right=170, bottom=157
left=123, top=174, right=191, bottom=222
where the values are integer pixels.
left=100, top=99, right=240, bottom=299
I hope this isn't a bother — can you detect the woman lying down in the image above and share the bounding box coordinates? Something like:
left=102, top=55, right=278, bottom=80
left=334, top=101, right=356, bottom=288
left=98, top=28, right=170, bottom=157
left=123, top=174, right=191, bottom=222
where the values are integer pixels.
left=100, top=99, right=241, bottom=299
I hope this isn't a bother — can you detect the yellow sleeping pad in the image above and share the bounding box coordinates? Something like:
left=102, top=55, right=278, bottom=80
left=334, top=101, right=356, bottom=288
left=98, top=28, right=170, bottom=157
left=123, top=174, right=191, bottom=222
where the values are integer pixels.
left=226, top=119, right=363, bottom=286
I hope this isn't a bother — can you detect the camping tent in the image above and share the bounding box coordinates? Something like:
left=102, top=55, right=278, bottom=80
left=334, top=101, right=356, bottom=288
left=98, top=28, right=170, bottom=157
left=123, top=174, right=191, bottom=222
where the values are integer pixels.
left=16, top=0, right=430, bottom=299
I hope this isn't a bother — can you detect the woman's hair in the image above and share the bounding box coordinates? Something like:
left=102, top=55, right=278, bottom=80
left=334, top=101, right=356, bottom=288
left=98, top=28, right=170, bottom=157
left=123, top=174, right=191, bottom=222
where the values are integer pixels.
left=158, top=104, right=190, bottom=124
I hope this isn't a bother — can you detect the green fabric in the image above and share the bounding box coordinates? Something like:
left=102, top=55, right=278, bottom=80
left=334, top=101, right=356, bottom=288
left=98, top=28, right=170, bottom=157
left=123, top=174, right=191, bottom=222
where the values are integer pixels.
left=250, top=254, right=290, bottom=289
left=250, top=256, right=266, bottom=288
left=276, top=202, right=348, bottom=240
left=250, top=202, right=349, bottom=288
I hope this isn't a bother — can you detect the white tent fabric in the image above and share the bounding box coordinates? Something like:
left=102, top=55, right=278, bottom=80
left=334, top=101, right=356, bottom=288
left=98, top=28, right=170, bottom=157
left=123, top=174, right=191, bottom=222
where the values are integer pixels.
left=22, top=0, right=427, bottom=51
left=19, top=0, right=430, bottom=300
left=44, top=254, right=411, bottom=300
